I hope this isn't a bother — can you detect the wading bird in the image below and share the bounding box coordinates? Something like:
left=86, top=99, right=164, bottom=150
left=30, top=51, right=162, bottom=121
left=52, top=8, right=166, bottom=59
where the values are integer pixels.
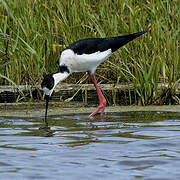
left=41, top=31, right=149, bottom=126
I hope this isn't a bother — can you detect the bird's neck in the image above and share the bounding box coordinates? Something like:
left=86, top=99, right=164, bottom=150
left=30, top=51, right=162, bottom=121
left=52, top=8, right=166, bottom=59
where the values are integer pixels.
left=53, top=72, right=70, bottom=87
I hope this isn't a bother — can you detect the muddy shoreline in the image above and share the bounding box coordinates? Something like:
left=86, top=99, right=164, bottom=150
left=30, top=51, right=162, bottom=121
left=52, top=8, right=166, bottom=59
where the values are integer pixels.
left=0, top=102, right=180, bottom=117
left=0, top=84, right=180, bottom=117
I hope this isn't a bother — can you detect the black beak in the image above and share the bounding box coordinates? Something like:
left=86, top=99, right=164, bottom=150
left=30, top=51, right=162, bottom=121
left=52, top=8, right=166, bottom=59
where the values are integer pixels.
left=44, top=95, right=49, bottom=126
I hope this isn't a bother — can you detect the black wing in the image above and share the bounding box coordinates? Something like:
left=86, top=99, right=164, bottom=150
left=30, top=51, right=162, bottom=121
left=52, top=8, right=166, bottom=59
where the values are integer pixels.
left=66, top=38, right=107, bottom=55
left=66, top=31, right=148, bottom=55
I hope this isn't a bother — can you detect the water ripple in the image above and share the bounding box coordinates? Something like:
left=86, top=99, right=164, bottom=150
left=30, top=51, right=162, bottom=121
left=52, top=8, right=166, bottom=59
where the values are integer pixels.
left=0, top=111, right=180, bottom=179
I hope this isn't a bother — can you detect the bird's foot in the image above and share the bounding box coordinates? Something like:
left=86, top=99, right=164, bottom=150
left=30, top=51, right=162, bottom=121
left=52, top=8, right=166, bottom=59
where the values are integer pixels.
left=89, top=103, right=106, bottom=118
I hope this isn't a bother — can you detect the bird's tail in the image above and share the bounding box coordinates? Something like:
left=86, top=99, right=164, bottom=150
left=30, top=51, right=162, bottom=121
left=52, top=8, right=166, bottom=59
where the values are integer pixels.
left=109, top=30, right=150, bottom=52
left=127, top=30, right=151, bottom=39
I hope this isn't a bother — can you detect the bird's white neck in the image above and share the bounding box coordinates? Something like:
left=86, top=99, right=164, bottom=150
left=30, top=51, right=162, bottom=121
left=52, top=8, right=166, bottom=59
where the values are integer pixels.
left=53, top=72, right=70, bottom=87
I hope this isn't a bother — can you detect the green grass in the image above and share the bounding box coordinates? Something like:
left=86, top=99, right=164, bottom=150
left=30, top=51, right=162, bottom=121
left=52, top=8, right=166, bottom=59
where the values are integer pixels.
left=0, top=0, right=179, bottom=104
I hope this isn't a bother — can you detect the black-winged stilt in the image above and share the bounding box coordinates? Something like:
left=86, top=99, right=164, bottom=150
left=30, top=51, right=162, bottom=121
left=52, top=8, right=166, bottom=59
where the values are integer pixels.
left=41, top=31, right=149, bottom=125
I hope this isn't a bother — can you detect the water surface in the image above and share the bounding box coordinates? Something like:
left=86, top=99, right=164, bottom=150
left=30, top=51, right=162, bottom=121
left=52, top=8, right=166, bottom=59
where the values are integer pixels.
left=0, top=111, right=180, bottom=180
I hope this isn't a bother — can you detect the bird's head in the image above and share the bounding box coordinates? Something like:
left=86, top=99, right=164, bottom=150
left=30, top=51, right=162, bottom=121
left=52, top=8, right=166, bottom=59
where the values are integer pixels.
left=41, top=71, right=70, bottom=97
left=41, top=73, right=56, bottom=126
left=41, top=71, right=70, bottom=123
left=41, top=73, right=55, bottom=97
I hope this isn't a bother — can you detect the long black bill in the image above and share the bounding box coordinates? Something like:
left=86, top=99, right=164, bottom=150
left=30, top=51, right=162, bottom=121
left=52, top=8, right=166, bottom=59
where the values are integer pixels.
left=44, top=95, right=49, bottom=127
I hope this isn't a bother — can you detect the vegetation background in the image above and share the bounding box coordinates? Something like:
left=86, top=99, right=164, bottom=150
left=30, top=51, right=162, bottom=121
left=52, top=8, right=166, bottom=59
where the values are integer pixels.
left=0, top=0, right=179, bottom=105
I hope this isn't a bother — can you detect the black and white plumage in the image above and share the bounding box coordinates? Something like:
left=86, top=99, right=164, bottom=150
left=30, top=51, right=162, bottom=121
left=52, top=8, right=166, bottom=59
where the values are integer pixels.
left=41, top=31, right=149, bottom=125
left=60, top=31, right=148, bottom=73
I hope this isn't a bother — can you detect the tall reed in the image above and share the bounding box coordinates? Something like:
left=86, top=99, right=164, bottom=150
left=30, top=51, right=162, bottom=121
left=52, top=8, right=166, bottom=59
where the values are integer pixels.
left=0, top=0, right=179, bottom=104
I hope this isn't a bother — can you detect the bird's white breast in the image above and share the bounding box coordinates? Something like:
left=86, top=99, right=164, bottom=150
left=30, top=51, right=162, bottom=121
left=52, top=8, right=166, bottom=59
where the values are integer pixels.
left=59, top=49, right=112, bottom=74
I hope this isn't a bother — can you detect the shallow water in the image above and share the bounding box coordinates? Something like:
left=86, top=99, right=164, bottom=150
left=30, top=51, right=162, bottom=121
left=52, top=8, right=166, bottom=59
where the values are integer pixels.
left=0, top=111, right=180, bottom=180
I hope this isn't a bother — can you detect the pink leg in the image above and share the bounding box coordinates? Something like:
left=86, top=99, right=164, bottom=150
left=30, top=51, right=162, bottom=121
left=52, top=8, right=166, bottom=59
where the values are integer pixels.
left=88, top=72, right=106, bottom=117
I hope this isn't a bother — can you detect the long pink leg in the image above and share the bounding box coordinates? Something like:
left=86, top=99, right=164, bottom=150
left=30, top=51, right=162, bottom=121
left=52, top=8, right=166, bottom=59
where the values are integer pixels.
left=88, top=72, right=106, bottom=117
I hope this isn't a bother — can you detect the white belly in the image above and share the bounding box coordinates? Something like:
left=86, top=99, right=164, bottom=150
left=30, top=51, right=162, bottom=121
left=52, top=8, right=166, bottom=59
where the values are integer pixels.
left=60, top=49, right=112, bottom=74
